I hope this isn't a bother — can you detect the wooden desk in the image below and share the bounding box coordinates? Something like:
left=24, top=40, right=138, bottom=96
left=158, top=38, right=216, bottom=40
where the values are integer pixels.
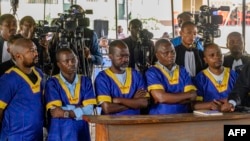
left=84, top=113, right=250, bottom=141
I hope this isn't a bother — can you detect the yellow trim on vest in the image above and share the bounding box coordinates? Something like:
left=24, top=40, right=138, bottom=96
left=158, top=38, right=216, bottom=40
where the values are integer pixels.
left=145, top=92, right=150, bottom=98
left=104, top=68, right=132, bottom=94
left=148, top=84, right=164, bottom=92
left=196, top=96, right=203, bottom=101
left=11, top=67, right=41, bottom=93
left=46, top=100, right=62, bottom=111
left=0, top=100, right=7, bottom=109
left=184, top=85, right=197, bottom=92
left=54, top=74, right=81, bottom=104
left=203, top=68, right=230, bottom=93
left=82, top=99, right=97, bottom=106
left=5, top=67, right=13, bottom=74
left=154, top=64, right=179, bottom=85
left=97, top=95, right=112, bottom=103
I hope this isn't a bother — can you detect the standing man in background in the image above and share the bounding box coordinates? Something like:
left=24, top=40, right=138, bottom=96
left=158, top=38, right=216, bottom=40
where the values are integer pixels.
left=223, top=32, right=250, bottom=73
left=171, top=12, right=203, bottom=51
left=122, top=19, right=154, bottom=71
left=0, top=14, right=17, bottom=63
left=18, top=16, right=51, bottom=73
left=175, top=21, right=205, bottom=78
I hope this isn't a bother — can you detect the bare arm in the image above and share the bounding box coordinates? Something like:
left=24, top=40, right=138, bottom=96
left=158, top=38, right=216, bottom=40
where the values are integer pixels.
left=50, top=106, right=76, bottom=118
left=100, top=102, right=128, bottom=115
left=100, top=89, right=149, bottom=114
left=112, top=89, right=148, bottom=109
left=150, top=89, right=197, bottom=104
left=220, top=102, right=235, bottom=112
left=113, top=97, right=148, bottom=109
left=193, top=101, right=220, bottom=110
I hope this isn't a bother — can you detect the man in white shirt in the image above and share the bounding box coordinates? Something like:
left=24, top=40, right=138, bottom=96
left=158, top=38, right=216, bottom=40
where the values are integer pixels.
left=0, top=14, right=17, bottom=63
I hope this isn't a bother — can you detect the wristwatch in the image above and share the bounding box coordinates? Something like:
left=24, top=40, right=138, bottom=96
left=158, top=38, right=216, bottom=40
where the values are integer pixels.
left=63, top=111, right=69, bottom=118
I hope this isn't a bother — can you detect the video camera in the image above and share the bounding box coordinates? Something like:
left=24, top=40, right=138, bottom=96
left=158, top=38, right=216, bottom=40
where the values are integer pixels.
left=56, top=5, right=92, bottom=32
left=48, top=5, right=94, bottom=77
left=137, top=29, right=153, bottom=46
left=35, top=5, right=93, bottom=38
left=194, top=5, right=230, bottom=45
left=35, top=20, right=58, bottom=38
left=136, top=29, right=154, bottom=73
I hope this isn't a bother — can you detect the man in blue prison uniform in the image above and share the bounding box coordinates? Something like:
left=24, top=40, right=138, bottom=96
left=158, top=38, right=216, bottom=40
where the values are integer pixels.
left=145, top=38, right=197, bottom=115
left=45, top=48, right=96, bottom=141
left=0, top=38, right=44, bottom=141
left=95, top=40, right=149, bottom=115
left=193, top=43, right=238, bottom=110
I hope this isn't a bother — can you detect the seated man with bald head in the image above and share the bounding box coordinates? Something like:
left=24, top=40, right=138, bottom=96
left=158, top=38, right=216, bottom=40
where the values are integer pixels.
left=145, top=38, right=197, bottom=114
left=0, top=38, right=44, bottom=140
left=0, top=34, right=23, bottom=76
left=95, top=40, right=149, bottom=115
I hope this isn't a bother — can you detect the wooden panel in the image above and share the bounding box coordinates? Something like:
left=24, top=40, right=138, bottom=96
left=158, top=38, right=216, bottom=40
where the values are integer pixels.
left=95, top=124, right=109, bottom=141
left=84, top=113, right=250, bottom=124
left=104, top=118, right=250, bottom=141
left=84, top=113, right=250, bottom=141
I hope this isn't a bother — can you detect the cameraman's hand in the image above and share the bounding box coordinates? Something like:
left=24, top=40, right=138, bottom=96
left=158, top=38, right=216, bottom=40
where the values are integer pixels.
left=84, top=47, right=91, bottom=59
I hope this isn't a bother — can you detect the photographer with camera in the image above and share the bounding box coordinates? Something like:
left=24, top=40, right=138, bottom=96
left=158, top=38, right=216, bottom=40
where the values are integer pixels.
left=122, top=19, right=154, bottom=73
left=49, top=5, right=102, bottom=77
left=17, top=16, right=50, bottom=74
